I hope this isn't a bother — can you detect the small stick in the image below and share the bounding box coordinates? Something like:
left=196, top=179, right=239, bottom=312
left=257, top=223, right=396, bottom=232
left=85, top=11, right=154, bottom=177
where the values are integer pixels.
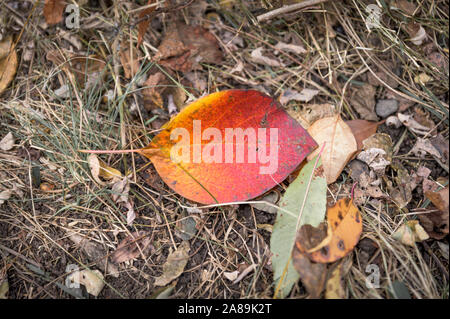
left=257, top=0, right=330, bottom=22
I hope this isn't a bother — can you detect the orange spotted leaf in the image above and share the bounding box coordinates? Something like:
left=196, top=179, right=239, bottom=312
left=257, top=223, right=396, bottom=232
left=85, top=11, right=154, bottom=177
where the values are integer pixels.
left=296, top=198, right=363, bottom=263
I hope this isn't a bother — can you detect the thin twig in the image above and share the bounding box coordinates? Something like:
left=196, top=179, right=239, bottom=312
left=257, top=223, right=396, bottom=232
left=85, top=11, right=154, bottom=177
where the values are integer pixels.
left=257, top=0, right=330, bottom=22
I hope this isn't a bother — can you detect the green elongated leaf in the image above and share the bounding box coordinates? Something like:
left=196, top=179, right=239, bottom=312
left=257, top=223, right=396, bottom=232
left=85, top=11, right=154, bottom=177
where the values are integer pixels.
left=271, top=156, right=327, bottom=298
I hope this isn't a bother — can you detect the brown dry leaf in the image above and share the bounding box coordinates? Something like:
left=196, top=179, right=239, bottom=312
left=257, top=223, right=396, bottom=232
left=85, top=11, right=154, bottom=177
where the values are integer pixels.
left=167, top=86, right=187, bottom=113
left=346, top=120, right=381, bottom=151
left=325, top=263, right=345, bottom=299
left=355, top=173, right=384, bottom=199
left=223, top=271, right=239, bottom=282
left=411, top=135, right=449, bottom=171
left=427, top=51, right=449, bottom=74
left=411, top=138, right=441, bottom=158
left=419, top=186, right=449, bottom=239
left=0, top=36, right=13, bottom=59
left=358, top=133, right=393, bottom=174
left=87, top=154, right=135, bottom=224
left=0, top=190, right=12, bottom=206
left=418, top=208, right=449, bottom=240
left=350, top=84, right=378, bottom=121
left=367, top=60, right=399, bottom=89
left=413, top=107, right=435, bottom=132
left=124, top=200, right=136, bottom=225
left=0, top=37, right=18, bottom=95
left=425, top=186, right=449, bottom=213
left=348, top=160, right=384, bottom=205
left=111, top=177, right=136, bottom=225
left=279, top=88, right=319, bottom=105
left=142, top=71, right=168, bottom=110
left=274, top=41, right=307, bottom=55
left=416, top=166, right=436, bottom=193
left=286, top=103, right=336, bottom=129
left=357, top=148, right=391, bottom=175
left=68, top=232, right=119, bottom=277
left=392, top=220, right=429, bottom=246
left=387, top=161, right=415, bottom=208
left=154, top=241, right=190, bottom=287
left=111, top=231, right=152, bottom=264
left=43, top=0, right=66, bottom=25
left=0, top=132, right=14, bottom=151
left=251, top=47, right=285, bottom=67
left=46, top=50, right=106, bottom=88
left=392, top=0, right=417, bottom=15
left=68, top=269, right=104, bottom=297
left=120, top=41, right=141, bottom=79
left=184, top=71, right=207, bottom=92
left=137, top=0, right=156, bottom=47
left=429, top=135, right=449, bottom=171
left=154, top=22, right=223, bottom=72
left=307, top=115, right=358, bottom=184
left=292, top=247, right=327, bottom=299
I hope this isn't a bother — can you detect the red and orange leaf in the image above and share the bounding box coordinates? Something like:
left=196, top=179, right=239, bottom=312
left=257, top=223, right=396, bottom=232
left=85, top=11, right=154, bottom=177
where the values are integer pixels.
left=139, top=90, right=317, bottom=204
left=296, top=198, right=363, bottom=263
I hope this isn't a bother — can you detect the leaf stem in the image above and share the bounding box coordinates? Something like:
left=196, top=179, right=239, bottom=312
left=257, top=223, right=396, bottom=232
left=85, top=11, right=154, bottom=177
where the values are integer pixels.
left=78, top=149, right=142, bottom=154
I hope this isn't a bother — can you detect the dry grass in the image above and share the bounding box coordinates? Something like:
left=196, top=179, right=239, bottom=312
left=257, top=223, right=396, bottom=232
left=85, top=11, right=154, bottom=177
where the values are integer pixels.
left=0, top=0, right=448, bottom=299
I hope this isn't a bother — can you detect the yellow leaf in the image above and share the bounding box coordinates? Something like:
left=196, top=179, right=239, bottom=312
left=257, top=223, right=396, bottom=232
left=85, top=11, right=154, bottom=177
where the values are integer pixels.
left=87, top=154, right=122, bottom=185
left=325, top=263, right=345, bottom=299
left=414, top=73, right=432, bottom=84
left=256, top=224, right=273, bottom=232
left=392, top=220, right=429, bottom=246
left=99, top=161, right=122, bottom=181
